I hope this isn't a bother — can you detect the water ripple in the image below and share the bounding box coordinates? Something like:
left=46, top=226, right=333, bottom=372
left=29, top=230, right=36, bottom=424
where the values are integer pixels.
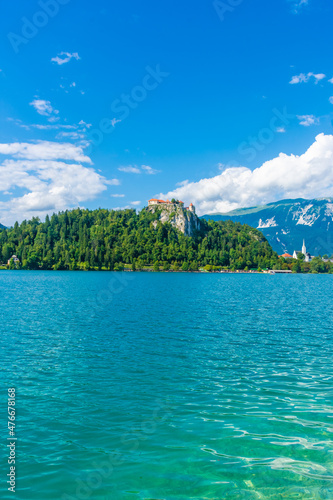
left=1, top=272, right=333, bottom=499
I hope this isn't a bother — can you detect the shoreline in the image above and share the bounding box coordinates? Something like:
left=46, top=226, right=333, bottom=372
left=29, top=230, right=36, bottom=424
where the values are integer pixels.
left=0, top=268, right=331, bottom=275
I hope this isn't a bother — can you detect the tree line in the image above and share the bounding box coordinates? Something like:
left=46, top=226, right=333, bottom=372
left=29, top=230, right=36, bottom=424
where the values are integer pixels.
left=1, top=208, right=332, bottom=272
left=0, top=207, right=281, bottom=271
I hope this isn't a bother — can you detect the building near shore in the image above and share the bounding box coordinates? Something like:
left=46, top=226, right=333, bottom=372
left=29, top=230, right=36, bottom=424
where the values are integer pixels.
left=7, top=255, right=20, bottom=266
left=293, top=240, right=312, bottom=262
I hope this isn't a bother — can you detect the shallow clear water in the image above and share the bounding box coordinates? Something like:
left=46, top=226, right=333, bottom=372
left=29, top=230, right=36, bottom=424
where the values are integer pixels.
left=1, top=271, right=333, bottom=499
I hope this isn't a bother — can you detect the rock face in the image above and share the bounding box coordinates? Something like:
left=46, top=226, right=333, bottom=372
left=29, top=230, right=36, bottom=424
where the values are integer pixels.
left=147, top=203, right=201, bottom=236
left=201, top=198, right=333, bottom=256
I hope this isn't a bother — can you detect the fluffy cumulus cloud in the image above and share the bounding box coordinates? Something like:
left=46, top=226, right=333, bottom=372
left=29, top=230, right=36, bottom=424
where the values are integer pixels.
left=51, top=52, right=81, bottom=65
left=0, top=141, right=92, bottom=163
left=162, top=134, right=333, bottom=215
left=0, top=141, right=111, bottom=225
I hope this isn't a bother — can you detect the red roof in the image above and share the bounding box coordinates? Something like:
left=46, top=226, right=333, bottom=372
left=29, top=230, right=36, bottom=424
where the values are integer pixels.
left=281, top=253, right=293, bottom=258
left=149, top=199, right=182, bottom=204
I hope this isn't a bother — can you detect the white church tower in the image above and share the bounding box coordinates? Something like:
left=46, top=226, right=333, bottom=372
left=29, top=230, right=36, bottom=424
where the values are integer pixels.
left=302, top=239, right=306, bottom=256
left=293, top=239, right=311, bottom=262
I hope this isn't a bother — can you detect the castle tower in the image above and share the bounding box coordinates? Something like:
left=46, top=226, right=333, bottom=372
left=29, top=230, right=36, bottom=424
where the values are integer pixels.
left=302, top=239, right=306, bottom=256
left=189, top=203, right=195, bottom=214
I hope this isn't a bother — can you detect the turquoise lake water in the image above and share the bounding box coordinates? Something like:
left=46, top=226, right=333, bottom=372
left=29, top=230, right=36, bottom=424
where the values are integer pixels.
left=1, top=272, right=333, bottom=499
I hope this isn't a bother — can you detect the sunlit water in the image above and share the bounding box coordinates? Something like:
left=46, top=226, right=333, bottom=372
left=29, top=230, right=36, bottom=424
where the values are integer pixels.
left=1, top=271, right=333, bottom=499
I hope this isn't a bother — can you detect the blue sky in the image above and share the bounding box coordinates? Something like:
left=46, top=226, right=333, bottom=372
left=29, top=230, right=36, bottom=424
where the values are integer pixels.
left=0, top=0, right=333, bottom=224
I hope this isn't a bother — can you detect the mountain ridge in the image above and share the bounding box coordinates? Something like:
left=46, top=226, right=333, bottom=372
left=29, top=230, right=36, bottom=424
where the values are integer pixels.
left=201, top=198, right=333, bottom=256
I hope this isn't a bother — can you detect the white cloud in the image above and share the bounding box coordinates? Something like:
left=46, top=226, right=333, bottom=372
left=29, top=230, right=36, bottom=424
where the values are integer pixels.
left=56, top=131, right=86, bottom=141
left=51, top=52, right=80, bottom=65
left=30, top=99, right=59, bottom=122
left=0, top=161, right=108, bottom=224
left=329, top=78, right=333, bottom=84
left=297, top=115, right=319, bottom=126
left=30, top=99, right=53, bottom=116
left=0, top=141, right=122, bottom=225
left=290, top=73, right=308, bottom=84
left=48, top=116, right=60, bottom=124
left=9, top=118, right=95, bottom=147
left=118, top=164, right=160, bottom=174
left=290, top=0, right=309, bottom=13
left=118, top=166, right=141, bottom=174
left=130, top=201, right=141, bottom=206
left=0, top=141, right=92, bottom=163
left=312, top=73, right=326, bottom=82
left=60, top=81, right=82, bottom=93
left=78, top=120, right=92, bottom=130
left=141, top=165, right=160, bottom=175
left=329, top=96, right=333, bottom=104
left=8, top=118, right=78, bottom=131
left=111, top=194, right=125, bottom=198
left=161, top=134, right=333, bottom=215
left=176, top=179, right=189, bottom=187
left=290, top=72, right=326, bottom=84
left=112, top=205, right=131, bottom=211
left=276, top=127, right=286, bottom=133
left=31, top=124, right=75, bottom=131
left=0, top=140, right=113, bottom=225
left=106, top=179, right=121, bottom=186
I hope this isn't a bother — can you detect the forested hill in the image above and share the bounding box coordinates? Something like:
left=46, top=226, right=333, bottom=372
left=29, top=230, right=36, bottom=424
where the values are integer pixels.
left=0, top=208, right=279, bottom=271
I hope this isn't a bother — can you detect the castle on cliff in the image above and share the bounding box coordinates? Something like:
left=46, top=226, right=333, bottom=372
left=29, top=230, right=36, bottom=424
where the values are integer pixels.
left=148, top=198, right=196, bottom=214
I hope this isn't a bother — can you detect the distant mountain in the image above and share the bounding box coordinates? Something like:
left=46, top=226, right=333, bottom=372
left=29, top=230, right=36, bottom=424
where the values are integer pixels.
left=201, top=198, right=333, bottom=256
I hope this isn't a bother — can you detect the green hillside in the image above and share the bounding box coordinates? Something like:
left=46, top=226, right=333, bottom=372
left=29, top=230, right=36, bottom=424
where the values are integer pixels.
left=0, top=207, right=278, bottom=271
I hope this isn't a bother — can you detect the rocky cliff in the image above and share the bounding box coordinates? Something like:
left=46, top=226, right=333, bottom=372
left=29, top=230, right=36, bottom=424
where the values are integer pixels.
left=147, top=203, right=201, bottom=236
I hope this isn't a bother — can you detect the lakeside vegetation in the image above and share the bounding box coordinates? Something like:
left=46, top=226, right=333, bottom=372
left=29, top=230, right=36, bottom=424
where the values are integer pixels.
left=1, top=208, right=332, bottom=273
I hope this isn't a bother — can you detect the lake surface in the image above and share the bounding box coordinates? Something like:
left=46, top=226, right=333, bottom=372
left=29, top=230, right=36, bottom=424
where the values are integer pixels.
left=1, top=271, right=333, bottom=499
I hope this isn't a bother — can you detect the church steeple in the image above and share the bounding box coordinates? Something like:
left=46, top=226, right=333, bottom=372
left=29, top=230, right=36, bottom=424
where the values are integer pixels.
left=302, top=239, right=306, bottom=256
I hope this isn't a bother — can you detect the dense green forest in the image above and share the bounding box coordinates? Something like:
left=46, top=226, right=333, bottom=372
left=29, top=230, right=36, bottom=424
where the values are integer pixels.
left=0, top=208, right=332, bottom=272
left=0, top=207, right=277, bottom=271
